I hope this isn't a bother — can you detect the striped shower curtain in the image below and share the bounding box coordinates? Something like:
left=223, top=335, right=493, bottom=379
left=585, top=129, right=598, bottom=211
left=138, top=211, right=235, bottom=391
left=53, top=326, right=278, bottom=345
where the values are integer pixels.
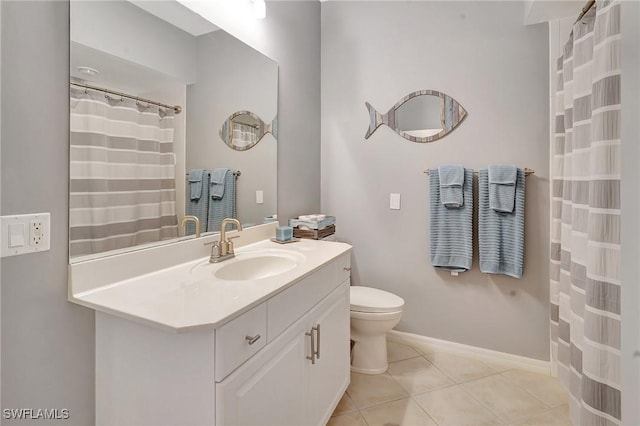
left=69, top=88, right=178, bottom=257
left=550, top=1, right=621, bottom=424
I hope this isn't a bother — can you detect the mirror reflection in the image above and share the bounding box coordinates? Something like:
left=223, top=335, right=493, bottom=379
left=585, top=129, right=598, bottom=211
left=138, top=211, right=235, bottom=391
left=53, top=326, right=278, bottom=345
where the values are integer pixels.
left=219, top=110, right=278, bottom=151
left=69, top=0, right=278, bottom=260
left=396, top=95, right=443, bottom=138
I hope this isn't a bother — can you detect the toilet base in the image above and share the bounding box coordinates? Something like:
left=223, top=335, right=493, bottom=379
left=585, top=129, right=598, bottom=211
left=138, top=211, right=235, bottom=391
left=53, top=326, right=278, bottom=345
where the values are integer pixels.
left=350, top=333, right=389, bottom=374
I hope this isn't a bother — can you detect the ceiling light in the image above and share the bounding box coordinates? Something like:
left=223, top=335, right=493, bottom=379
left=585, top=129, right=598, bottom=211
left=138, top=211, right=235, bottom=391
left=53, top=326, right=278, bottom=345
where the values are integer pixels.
left=77, top=66, right=100, bottom=77
left=253, top=0, right=266, bottom=20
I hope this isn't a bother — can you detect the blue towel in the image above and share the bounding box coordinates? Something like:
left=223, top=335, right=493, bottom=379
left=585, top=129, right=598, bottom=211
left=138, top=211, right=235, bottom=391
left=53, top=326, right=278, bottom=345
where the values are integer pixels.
left=429, top=168, right=473, bottom=272
left=488, top=165, right=517, bottom=212
left=479, top=168, right=525, bottom=278
left=186, top=171, right=210, bottom=235
left=210, top=168, right=229, bottom=200
left=188, top=169, right=205, bottom=201
left=438, top=165, right=465, bottom=208
left=207, top=169, right=237, bottom=233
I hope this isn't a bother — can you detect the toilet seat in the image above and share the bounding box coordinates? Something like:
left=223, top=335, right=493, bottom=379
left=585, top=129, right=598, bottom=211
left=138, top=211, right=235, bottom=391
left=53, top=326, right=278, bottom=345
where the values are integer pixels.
left=350, top=286, right=405, bottom=313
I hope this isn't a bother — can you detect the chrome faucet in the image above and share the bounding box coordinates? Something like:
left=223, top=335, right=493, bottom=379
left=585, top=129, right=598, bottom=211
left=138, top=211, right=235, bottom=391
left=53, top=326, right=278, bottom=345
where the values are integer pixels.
left=180, top=215, right=201, bottom=237
left=209, top=218, right=243, bottom=263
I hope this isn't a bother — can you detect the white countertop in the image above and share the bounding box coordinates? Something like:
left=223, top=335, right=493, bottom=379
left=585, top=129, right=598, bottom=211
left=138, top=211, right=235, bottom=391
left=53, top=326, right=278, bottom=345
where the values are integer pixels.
left=70, top=238, right=351, bottom=333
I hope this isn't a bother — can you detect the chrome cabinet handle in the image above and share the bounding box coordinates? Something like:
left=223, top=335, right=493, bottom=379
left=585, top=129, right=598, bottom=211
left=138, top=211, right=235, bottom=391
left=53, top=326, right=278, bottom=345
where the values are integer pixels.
left=314, top=324, right=321, bottom=360
left=306, top=329, right=316, bottom=364
left=245, top=334, right=261, bottom=345
left=343, top=267, right=351, bottom=271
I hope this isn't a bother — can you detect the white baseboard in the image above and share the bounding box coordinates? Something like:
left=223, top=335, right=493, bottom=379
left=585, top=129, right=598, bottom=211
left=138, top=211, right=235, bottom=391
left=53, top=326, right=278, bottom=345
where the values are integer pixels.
left=387, top=330, right=551, bottom=376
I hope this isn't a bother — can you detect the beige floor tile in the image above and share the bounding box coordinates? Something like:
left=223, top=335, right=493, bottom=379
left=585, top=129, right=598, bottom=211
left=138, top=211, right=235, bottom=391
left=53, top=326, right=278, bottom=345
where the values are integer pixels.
left=387, top=357, right=454, bottom=394
left=424, top=352, right=499, bottom=383
left=332, top=392, right=358, bottom=417
left=360, top=397, right=437, bottom=426
left=387, top=341, right=421, bottom=363
left=347, top=372, right=409, bottom=409
left=414, top=385, right=504, bottom=425
left=404, top=341, right=435, bottom=356
left=512, top=405, right=572, bottom=426
left=327, top=411, right=368, bottom=426
left=501, top=369, right=569, bottom=407
left=462, top=374, right=549, bottom=422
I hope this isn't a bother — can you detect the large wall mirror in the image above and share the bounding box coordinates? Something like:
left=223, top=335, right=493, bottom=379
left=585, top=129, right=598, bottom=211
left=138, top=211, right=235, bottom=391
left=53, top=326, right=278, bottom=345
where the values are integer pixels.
left=69, top=1, right=278, bottom=260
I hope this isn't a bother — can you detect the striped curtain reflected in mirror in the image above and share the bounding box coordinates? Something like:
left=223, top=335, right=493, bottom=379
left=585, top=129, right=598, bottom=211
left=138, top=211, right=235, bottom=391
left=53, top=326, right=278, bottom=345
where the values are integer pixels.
left=550, top=1, right=621, bottom=424
left=69, top=88, right=178, bottom=257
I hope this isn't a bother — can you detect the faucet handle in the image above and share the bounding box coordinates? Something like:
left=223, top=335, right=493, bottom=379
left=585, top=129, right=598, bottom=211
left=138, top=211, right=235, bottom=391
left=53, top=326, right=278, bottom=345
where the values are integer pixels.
left=209, top=241, right=221, bottom=262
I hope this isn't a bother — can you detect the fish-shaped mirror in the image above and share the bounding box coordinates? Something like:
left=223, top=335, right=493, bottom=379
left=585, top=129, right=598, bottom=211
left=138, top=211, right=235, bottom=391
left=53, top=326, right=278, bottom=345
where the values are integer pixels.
left=365, top=90, right=467, bottom=143
left=219, top=111, right=278, bottom=151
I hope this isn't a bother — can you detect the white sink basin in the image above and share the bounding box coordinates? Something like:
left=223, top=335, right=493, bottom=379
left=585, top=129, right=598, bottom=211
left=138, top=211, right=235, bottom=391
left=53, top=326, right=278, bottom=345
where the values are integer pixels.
left=191, top=249, right=304, bottom=281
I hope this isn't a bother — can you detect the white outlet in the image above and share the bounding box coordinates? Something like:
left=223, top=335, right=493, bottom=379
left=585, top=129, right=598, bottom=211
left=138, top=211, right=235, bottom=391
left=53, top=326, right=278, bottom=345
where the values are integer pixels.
left=30, top=221, right=45, bottom=247
left=1, top=213, right=50, bottom=257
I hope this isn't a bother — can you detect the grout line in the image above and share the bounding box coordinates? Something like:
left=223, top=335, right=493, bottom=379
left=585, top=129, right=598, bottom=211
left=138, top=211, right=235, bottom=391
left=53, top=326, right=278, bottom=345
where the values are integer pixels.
left=497, top=370, right=566, bottom=409
left=456, top=384, right=510, bottom=425
left=408, top=395, right=441, bottom=426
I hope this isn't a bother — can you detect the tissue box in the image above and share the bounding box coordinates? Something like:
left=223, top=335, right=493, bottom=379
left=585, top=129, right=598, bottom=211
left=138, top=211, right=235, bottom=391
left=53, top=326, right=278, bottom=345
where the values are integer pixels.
left=289, top=215, right=335, bottom=230
left=276, top=226, right=293, bottom=241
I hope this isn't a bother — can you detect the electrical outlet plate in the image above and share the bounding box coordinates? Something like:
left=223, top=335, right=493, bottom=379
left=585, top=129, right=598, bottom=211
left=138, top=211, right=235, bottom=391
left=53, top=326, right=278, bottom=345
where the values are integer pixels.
left=1, top=213, right=51, bottom=257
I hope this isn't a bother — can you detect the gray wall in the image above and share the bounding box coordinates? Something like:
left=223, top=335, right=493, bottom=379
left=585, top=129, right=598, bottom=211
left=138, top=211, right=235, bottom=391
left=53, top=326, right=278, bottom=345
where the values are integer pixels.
left=187, top=30, right=278, bottom=226
left=321, top=1, right=550, bottom=360
left=0, top=1, right=321, bottom=424
left=620, top=1, right=640, bottom=424
left=1, top=2, right=95, bottom=425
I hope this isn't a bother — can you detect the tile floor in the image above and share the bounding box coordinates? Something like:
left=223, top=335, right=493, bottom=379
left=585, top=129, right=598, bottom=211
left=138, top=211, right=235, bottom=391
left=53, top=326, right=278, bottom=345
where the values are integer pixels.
left=329, top=341, right=571, bottom=426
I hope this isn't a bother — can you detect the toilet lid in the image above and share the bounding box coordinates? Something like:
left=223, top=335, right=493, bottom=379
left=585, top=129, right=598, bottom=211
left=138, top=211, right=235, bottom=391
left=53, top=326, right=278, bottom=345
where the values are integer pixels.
left=350, top=286, right=405, bottom=313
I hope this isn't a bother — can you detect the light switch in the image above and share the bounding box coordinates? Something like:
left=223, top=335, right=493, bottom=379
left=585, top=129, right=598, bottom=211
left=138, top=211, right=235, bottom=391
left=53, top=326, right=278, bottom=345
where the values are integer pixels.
left=9, top=223, right=25, bottom=247
left=390, top=193, right=401, bottom=210
left=256, top=190, right=264, bottom=204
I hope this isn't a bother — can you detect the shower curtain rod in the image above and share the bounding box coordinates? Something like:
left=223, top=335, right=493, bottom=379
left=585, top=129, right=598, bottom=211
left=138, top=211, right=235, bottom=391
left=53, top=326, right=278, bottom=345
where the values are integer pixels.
left=70, top=82, right=182, bottom=114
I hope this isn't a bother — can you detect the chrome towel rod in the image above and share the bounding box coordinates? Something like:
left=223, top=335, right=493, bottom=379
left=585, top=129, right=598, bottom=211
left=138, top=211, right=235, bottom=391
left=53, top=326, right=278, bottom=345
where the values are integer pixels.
left=424, top=168, right=535, bottom=176
left=186, top=171, right=241, bottom=177
left=70, top=82, right=182, bottom=114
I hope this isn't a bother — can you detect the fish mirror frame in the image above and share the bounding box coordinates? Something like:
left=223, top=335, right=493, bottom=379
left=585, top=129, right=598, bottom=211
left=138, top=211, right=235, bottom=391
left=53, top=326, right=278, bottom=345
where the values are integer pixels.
left=365, top=90, right=468, bottom=143
left=219, top=110, right=278, bottom=151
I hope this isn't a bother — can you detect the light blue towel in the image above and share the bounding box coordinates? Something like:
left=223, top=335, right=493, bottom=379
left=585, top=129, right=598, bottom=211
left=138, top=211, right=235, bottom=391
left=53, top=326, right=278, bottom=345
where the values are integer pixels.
left=488, top=165, right=517, bottom=212
left=207, top=169, right=237, bottom=233
left=210, top=168, right=229, bottom=200
left=438, top=164, right=465, bottom=208
left=186, top=171, right=210, bottom=235
left=479, top=168, right=525, bottom=278
left=430, top=168, right=473, bottom=272
left=188, top=169, right=205, bottom=201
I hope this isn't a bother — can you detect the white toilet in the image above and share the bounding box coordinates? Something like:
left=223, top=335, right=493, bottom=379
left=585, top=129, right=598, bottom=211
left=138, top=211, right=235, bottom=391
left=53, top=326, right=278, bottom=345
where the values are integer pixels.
left=349, top=286, right=405, bottom=374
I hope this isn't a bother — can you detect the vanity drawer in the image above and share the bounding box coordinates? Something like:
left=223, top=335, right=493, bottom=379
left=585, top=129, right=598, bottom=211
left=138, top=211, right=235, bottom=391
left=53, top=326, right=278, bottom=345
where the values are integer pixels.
left=337, top=253, right=351, bottom=283
left=215, top=303, right=267, bottom=382
left=267, top=261, right=338, bottom=342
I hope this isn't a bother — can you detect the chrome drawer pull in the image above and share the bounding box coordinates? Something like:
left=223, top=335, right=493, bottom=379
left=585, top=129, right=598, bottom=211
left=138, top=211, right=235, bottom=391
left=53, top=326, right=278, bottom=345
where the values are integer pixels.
left=305, top=329, right=316, bottom=364
left=343, top=267, right=351, bottom=271
left=314, top=324, right=321, bottom=359
left=245, top=334, right=261, bottom=345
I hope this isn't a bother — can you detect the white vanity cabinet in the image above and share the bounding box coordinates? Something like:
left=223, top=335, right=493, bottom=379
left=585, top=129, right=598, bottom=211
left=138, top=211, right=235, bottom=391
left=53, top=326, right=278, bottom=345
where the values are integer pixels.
left=94, top=250, right=351, bottom=426
left=216, top=282, right=350, bottom=426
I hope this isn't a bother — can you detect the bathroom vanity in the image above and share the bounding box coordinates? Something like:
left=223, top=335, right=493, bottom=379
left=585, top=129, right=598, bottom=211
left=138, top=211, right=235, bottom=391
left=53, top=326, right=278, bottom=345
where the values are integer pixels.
left=69, top=224, right=352, bottom=426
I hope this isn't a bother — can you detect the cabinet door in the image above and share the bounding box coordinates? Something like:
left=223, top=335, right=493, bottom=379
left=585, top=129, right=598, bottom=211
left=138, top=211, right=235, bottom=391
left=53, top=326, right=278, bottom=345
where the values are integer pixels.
left=307, top=282, right=351, bottom=426
left=216, top=318, right=310, bottom=426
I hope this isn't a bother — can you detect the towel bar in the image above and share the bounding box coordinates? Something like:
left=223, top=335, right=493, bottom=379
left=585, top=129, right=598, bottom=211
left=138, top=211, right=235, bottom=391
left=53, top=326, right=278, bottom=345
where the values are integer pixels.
left=423, top=168, right=534, bottom=176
